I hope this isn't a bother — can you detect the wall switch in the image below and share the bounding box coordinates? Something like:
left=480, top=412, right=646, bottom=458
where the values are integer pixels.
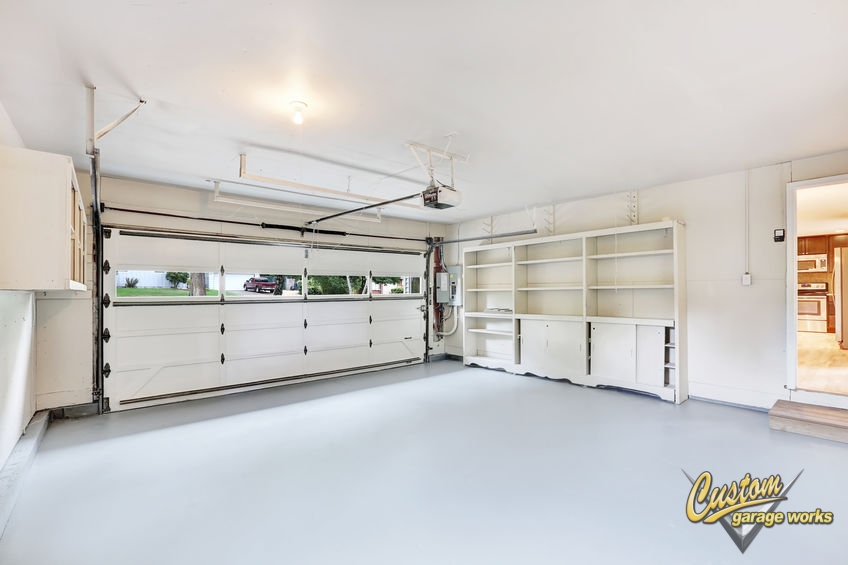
left=742, top=273, right=752, bottom=286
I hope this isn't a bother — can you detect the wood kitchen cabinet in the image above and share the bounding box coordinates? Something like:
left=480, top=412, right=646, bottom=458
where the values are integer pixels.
left=798, top=236, right=829, bottom=255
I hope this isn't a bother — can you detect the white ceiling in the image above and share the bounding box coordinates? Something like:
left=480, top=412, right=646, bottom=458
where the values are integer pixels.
left=2, top=1, right=848, bottom=224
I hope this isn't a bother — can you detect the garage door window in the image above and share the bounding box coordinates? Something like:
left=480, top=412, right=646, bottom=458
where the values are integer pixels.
left=115, top=270, right=219, bottom=298
left=307, top=274, right=369, bottom=296
left=227, top=273, right=303, bottom=299
left=371, top=275, right=422, bottom=296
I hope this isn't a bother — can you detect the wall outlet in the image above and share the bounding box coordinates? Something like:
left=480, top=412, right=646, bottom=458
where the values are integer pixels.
left=742, top=273, right=752, bottom=286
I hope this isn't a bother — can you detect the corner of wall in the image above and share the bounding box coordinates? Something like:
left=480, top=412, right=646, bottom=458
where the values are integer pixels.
left=0, top=99, right=25, bottom=149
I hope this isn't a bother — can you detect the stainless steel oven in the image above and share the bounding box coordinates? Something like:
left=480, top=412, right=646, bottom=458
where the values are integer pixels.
left=798, top=283, right=827, bottom=332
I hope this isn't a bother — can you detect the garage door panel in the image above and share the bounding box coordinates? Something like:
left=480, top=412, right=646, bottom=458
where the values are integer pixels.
left=371, top=318, right=421, bottom=341
left=221, top=302, right=304, bottom=327
left=220, top=242, right=304, bottom=273
left=112, top=362, right=222, bottom=406
left=304, top=301, right=369, bottom=324
left=226, top=327, right=304, bottom=357
left=115, top=331, right=220, bottom=367
left=370, top=341, right=421, bottom=364
left=305, top=346, right=370, bottom=373
left=112, top=235, right=219, bottom=271
left=224, top=354, right=306, bottom=385
left=115, top=305, right=219, bottom=332
left=305, top=323, right=369, bottom=350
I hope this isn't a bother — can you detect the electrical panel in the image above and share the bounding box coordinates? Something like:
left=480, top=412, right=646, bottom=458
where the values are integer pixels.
left=436, top=266, right=462, bottom=306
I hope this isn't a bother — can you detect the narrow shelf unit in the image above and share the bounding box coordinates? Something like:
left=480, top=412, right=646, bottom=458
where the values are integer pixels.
left=462, top=219, right=687, bottom=403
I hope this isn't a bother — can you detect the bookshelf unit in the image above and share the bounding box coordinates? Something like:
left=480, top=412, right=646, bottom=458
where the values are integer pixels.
left=462, top=220, right=687, bottom=403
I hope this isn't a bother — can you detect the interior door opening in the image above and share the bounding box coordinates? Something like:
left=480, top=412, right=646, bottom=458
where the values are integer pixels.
left=794, top=181, right=848, bottom=396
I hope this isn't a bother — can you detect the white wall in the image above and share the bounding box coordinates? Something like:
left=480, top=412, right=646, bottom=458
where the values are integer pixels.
left=0, top=292, right=36, bottom=470
left=445, top=149, right=848, bottom=408
left=0, top=100, right=24, bottom=148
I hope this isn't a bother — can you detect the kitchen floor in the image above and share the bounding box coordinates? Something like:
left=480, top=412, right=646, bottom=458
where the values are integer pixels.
left=1, top=361, right=847, bottom=564
left=797, top=331, right=848, bottom=395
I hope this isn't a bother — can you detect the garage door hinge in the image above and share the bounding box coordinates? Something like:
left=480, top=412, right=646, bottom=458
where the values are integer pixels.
left=103, top=228, right=111, bottom=239
left=220, top=294, right=225, bottom=303
left=102, top=328, right=111, bottom=343
left=220, top=265, right=225, bottom=276
left=369, top=339, right=373, bottom=348
left=303, top=318, right=308, bottom=329
left=304, top=345, right=308, bottom=355
left=220, top=353, right=225, bottom=364
left=103, top=260, right=111, bottom=274
left=369, top=315, right=372, bottom=324
left=103, top=363, right=111, bottom=379
left=102, top=293, right=111, bottom=308
left=220, top=323, right=225, bottom=334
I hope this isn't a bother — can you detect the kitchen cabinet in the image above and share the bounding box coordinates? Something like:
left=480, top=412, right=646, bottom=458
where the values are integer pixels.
left=798, top=236, right=828, bottom=255
left=0, top=145, right=87, bottom=291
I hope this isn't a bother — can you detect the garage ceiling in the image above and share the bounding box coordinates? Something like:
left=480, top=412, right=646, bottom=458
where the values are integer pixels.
left=1, top=1, right=848, bottom=223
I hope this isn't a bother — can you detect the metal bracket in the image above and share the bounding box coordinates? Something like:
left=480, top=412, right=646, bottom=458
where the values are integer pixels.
left=220, top=323, right=225, bottom=335
left=102, top=293, right=111, bottom=308
left=369, top=339, right=373, bottom=348
left=369, top=315, right=373, bottom=324
left=220, top=265, right=225, bottom=276
left=220, top=353, right=225, bottom=364
left=103, top=260, right=111, bottom=274
left=304, top=346, right=308, bottom=355
left=103, top=398, right=111, bottom=413
left=303, top=318, right=308, bottom=329
left=625, top=191, right=639, bottom=225
left=103, top=362, right=111, bottom=379
left=104, top=228, right=112, bottom=239
left=102, top=328, right=111, bottom=343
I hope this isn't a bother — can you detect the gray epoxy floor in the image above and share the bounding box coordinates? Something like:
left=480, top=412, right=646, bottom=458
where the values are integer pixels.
left=1, top=361, right=846, bottom=564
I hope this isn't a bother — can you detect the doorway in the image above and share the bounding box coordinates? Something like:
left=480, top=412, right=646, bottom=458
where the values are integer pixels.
left=787, top=175, right=848, bottom=397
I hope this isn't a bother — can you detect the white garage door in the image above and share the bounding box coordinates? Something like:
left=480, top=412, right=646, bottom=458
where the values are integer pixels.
left=102, top=229, right=426, bottom=411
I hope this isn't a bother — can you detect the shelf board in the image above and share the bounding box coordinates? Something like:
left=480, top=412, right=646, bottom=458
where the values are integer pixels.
left=67, top=280, right=87, bottom=291
left=464, top=312, right=513, bottom=319
left=467, top=329, right=514, bottom=336
left=516, top=285, right=582, bottom=291
left=466, top=262, right=512, bottom=269
left=587, top=249, right=673, bottom=259
left=588, top=284, right=674, bottom=290
left=665, top=343, right=676, bottom=348
left=587, top=316, right=674, bottom=327
left=465, top=287, right=512, bottom=292
left=665, top=363, right=676, bottom=369
left=515, top=314, right=584, bottom=322
left=515, top=256, right=582, bottom=265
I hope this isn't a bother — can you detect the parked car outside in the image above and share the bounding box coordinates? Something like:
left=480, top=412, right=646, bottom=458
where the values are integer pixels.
left=243, top=277, right=276, bottom=293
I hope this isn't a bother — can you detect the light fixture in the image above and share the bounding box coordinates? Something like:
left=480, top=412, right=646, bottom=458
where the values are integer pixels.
left=290, top=100, right=307, bottom=125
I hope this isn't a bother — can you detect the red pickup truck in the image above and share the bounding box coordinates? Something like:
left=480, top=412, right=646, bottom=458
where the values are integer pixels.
left=243, top=277, right=276, bottom=293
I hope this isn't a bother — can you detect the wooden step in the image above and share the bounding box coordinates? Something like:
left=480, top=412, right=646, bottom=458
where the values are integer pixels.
left=769, top=400, right=848, bottom=443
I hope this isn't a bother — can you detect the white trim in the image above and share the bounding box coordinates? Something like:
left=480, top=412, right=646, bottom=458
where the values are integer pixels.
left=785, top=173, right=848, bottom=395
left=689, top=381, right=788, bottom=410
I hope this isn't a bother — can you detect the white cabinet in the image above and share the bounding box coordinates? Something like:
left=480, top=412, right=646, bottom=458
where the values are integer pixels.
left=463, top=220, right=686, bottom=403
left=0, top=145, right=87, bottom=291
left=590, top=323, right=636, bottom=381
left=521, top=320, right=587, bottom=378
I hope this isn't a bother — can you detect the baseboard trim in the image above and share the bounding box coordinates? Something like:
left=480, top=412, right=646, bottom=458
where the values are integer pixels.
left=0, top=411, right=50, bottom=540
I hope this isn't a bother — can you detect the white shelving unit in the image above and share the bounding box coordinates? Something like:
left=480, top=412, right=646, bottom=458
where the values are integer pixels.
left=462, top=220, right=687, bottom=403
left=0, top=145, right=87, bottom=291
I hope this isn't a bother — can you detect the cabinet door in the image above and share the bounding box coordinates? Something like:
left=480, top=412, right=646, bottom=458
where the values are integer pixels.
left=590, top=323, right=636, bottom=381
left=636, top=325, right=665, bottom=386
left=806, top=236, right=828, bottom=255
left=521, top=320, right=586, bottom=378
left=797, top=237, right=806, bottom=255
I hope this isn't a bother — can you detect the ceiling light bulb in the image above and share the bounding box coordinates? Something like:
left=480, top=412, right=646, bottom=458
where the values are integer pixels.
left=290, top=101, right=307, bottom=125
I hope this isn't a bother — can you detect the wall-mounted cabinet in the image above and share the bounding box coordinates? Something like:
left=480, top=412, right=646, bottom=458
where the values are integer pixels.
left=462, top=220, right=687, bottom=403
left=0, top=145, right=87, bottom=291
